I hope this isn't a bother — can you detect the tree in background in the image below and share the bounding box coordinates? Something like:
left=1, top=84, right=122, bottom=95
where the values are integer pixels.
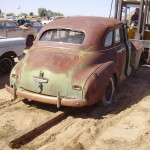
left=38, top=8, right=64, bottom=18
left=47, top=10, right=53, bottom=17
left=6, top=13, right=15, bottom=16
left=29, top=12, right=34, bottom=16
left=0, top=8, right=64, bottom=19
left=0, top=9, right=2, bottom=18
left=18, top=13, right=28, bottom=18
left=52, top=12, right=64, bottom=17
left=38, top=8, right=47, bottom=17
left=21, top=13, right=28, bottom=17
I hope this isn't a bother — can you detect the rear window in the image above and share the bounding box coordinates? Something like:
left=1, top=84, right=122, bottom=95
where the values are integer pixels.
left=39, top=29, right=85, bottom=44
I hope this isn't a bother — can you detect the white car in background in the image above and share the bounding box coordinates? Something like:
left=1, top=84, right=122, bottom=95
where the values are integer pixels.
left=41, top=19, right=52, bottom=25
left=41, top=16, right=64, bottom=25
left=0, top=36, right=25, bottom=74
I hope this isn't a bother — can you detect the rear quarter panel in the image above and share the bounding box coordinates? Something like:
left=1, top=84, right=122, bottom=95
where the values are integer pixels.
left=83, top=61, right=119, bottom=105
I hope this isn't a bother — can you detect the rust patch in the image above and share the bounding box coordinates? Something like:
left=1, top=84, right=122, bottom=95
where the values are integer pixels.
left=24, top=48, right=79, bottom=74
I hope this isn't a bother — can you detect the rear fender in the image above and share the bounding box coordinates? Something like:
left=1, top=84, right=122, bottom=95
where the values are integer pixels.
left=83, top=61, right=119, bottom=106
left=10, top=59, right=24, bottom=86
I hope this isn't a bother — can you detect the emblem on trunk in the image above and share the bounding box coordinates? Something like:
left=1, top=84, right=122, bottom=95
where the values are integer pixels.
left=33, top=71, right=49, bottom=93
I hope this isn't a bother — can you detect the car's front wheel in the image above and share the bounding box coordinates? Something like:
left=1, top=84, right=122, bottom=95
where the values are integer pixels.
left=102, top=76, right=115, bottom=106
left=0, top=57, right=14, bottom=74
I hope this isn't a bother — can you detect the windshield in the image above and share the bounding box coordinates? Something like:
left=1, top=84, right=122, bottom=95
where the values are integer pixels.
left=39, top=29, right=85, bottom=44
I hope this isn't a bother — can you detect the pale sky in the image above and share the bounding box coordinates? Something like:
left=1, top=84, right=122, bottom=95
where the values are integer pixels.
left=0, top=0, right=115, bottom=17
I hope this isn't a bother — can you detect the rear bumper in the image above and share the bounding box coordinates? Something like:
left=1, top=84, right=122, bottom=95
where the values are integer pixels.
left=5, top=84, right=87, bottom=107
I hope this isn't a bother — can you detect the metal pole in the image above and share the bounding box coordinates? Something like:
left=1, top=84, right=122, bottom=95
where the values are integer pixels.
left=114, top=0, right=119, bottom=19
left=142, top=0, right=148, bottom=36
left=137, top=0, right=144, bottom=39
left=117, top=0, right=123, bottom=20
left=109, top=0, right=114, bottom=18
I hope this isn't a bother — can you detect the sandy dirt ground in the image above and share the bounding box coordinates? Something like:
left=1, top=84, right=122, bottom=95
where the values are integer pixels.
left=0, top=64, right=150, bottom=150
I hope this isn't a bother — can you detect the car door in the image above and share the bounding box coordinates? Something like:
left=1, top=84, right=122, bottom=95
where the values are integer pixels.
left=0, top=22, right=6, bottom=37
left=6, top=21, right=23, bottom=38
left=115, top=27, right=126, bottom=77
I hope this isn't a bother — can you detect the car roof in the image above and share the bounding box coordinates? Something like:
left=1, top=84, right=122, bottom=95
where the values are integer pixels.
left=36, top=16, right=123, bottom=51
left=42, top=16, right=122, bottom=32
left=40, top=16, right=122, bottom=42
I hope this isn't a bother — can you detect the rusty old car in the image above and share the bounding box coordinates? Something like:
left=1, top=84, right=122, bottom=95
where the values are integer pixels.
left=5, top=16, right=143, bottom=108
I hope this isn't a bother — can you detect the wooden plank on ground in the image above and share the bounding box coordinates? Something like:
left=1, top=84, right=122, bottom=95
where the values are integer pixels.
left=8, top=110, right=69, bottom=148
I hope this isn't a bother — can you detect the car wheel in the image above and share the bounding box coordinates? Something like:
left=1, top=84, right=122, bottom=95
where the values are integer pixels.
left=102, top=76, right=115, bottom=106
left=0, top=57, right=14, bottom=74
left=147, top=56, right=150, bottom=65
left=26, top=35, right=34, bottom=47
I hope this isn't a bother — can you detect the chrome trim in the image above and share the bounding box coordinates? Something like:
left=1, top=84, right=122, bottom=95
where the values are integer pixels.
left=34, top=78, right=49, bottom=83
left=18, top=53, right=25, bottom=60
left=5, top=84, right=88, bottom=107
left=116, top=48, right=125, bottom=54
left=57, top=91, right=61, bottom=108
left=13, top=83, right=17, bottom=100
left=34, top=43, right=124, bottom=53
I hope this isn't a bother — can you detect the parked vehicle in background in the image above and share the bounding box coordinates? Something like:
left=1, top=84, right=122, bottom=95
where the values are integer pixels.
left=33, top=25, right=43, bottom=33
left=51, top=16, right=64, bottom=20
left=0, top=36, right=25, bottom=74
left=41, top=20, right=51, bottom=25
left=15, top=19, right=32, bottom=26
left=41, top=16, right=64, bottom=25
left=15, top=18, right=43, bottom=33
left=0, top=18, right=37, bottom=47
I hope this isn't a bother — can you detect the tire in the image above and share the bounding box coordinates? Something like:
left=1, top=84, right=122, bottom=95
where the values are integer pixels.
left=102, top=76, right=115, bottom=106
left=26, top=35, right=34, bottom=47
left=0, top=57, right=14, bottom=74
left=147, top=56, right=150, bottom=65
left=143, top=48, right=150, bottom=65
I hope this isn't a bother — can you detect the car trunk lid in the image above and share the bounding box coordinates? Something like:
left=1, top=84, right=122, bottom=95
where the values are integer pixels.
left=20, top=47, right=79, bottom=97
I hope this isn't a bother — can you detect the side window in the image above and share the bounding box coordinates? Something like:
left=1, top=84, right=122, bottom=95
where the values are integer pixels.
left=6, top=22, right=18, bottom=29
left=0, top=22, right=5, bottom=29
left=115, top=28, right=121, bottom=44
left=104, top=32, right=113, bottom=47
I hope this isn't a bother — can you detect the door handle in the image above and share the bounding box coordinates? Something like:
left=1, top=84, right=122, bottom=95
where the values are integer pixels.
left=117, top=49, right=125, bottom=54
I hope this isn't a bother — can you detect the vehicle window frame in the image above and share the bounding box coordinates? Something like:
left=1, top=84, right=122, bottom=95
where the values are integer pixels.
left=6, top=21, right=19, bottom=29
left=122, top=24, right=128, bottom=42
left=114, top=27, right=122, bottom=44
left=39, top=28, right=85, bottom=45
left=104, top=31, right=113, bottom=47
